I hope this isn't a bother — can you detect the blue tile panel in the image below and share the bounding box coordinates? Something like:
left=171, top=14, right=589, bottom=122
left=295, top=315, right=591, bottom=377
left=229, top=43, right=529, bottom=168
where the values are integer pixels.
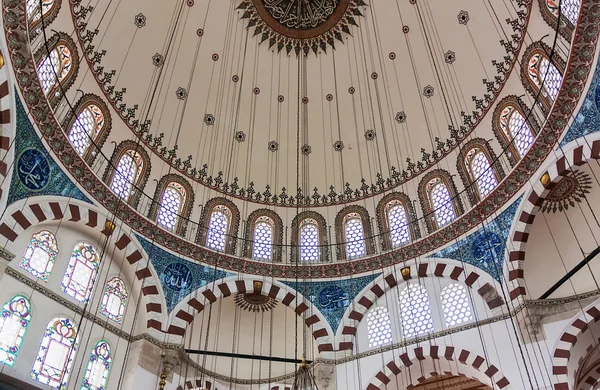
left=430, top=196, right=523, bottom=282
left=8, top=93, right=92, bottom=205
left=135, top=234, right=235, bottom=313
left=282, top=273, right=381, bottom=333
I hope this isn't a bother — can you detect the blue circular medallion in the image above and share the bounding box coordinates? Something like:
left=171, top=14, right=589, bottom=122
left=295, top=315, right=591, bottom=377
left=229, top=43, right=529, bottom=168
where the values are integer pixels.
left=17, top=149, right=50, bottom=191
left=471, top=232, right=503, bottom=267
left=162, top=263, right=193, bottom=291
left=318, top=285, right=349, bottom=312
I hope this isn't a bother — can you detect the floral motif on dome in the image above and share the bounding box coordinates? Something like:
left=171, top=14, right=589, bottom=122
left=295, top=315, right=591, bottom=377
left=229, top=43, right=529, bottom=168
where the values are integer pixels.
left=541, top=170, right=592, bottom=213
left=234, top=293, right=278, bottom=312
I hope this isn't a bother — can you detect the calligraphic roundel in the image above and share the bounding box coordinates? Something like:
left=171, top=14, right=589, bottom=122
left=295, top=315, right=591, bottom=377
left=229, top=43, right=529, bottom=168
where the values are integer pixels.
left=318, top=285, right=349, bottom=313
left=162, top=262, right=193, bottom=292
left=17, top=148, right=50, bottom=191
left=471, top=232, right=504, bottom=267
left=253, top=0, right=350, bottom=39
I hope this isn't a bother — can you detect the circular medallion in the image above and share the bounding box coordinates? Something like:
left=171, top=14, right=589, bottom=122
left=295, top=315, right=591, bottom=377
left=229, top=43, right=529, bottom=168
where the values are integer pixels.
left=318, top=285, right=349, bottom=312
left=471, top=232, right=503, bottom=267
left=162, top=263, right=193, bottom=291
left=17, top=148, right=50, bottom=191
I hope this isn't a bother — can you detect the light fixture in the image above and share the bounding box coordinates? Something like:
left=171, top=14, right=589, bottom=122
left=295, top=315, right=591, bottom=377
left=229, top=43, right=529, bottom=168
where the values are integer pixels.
left=401, top=266, right=411, bottom=279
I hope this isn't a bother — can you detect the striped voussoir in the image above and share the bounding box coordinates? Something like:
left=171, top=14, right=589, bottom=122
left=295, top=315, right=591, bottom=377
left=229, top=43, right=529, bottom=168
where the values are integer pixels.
left=177, top=379, right=216, bottom=390
left=365, top=344, right=511, bottom=389
left=336, top=261, right=504, bottom=351
left=0, top=71, right=12, bottom=202
left=577, top=363, right=600, bottom=390
left=0, top=199, right=168, bottom=334
left=552, top=303, right=600, bottom=390
left=508, top=137, right=600, bottom=302
left=168, top=279, right=335, bottom=352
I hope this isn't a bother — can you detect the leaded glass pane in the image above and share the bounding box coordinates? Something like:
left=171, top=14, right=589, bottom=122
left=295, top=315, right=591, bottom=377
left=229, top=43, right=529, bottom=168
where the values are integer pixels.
left=100, top=278, right=127, bottom=323
left=344, top=214, right=366, bottom=259
left=36, top=45, right=72, bottom=95
left=441, top=283, right=473, bottom=327
left=82, top=341, right=111, bottom=390
left=546, top=0, right=580, bottom=26
left=206, top=206, right=230, bottom=252
left=61, top=243, right=100, bottom=302
left=157, top=182, right=185, bottom=231
left=528, top=53, right=562, bottom=101
left=466, top=148, right=498, bottom=198
left=366, top=306, right=392, bottom=348
left=20, top=230, right=58, bottom=281
left=69, top=105, right=104, bottom=157
left=399, top=284, right=434, bottom=338
left=26, top=0, right=54, bottom=23
left=428, top=178, right=455, bottom=228
left=252, top=216, right=274, bottom=261
left=500, top=106, right=535, bottom=158
left=32, top=317, right=77, bottom=389
left=300, top=219, right=319, bottom=262
left=0, top=296, right=31, bottom=366
left=387, top=201, right=410, bottom=247
left=110, top=150, right=143, bottom=201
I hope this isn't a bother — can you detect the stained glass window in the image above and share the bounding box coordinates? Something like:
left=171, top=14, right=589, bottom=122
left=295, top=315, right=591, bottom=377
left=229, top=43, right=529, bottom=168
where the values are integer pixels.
left=32, top=317, right=78, bottom=389
left=499, top=105, right=535, bottom=159
left=441, top=283, right=473, bottom=327
left=546, top=0, right=580, bottom=26
left=252, top=216, right=274, bottom=261
left=20, top=230, right=58, bottom=281
left=0, top=296, right=31, bottom=366
left=26, top=0, right=54, bottom=24
left=110, top=150, right=143, bottom=201
left=61, top=243, right=100, bottom=302
left=82, top=341, right=111, bottom=390
left=157, top=182, right=186, bottom=231
left=300, top=219, right=320, bottom=262
left=100, top=277, right=127, bottom=323
left=465, top=148, right=498, bottom=199
left=528, top=53, right=562, bottom=102
left=399, top=284, right=433, bottom=338
left=427, top=178, right=455, bottom=228
left=386, top=200, right=410, bottom=247
left=69, top=104, right=104, bottom=157
left=344, top=213, right=366, bottom=259
left=206, top=205, right=230, bottom=252
left=366, top=306, right=392, bottom=348
left=36, top=44, right=72, bottom=94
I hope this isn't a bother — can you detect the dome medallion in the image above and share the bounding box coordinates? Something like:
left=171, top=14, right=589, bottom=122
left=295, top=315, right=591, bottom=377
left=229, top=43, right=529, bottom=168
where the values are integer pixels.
left=237, top=0, right=366, bottom=55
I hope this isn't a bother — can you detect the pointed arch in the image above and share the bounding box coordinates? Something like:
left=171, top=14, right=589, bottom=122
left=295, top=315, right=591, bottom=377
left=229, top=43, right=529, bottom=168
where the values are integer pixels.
left=61, top=242, right=101, bottom=302
left=26, top=0, right=61, bottom=39
left=290, top=211, right=329, bottom=262
left=334, top=205, right=374, bottom=260
left=0, top=295, right=32, bottom=366
left=102, top=140, right=151, bottom=208
left=375, top=192, right=420, bottom=251
left=418, top=169, right=464, bottom=233
left=33, top=32, right=79, bottom=108
left=243, top=209, right=283, bottom=262
left=100, top=277, right=128, bottom=323
left=19, top=230, right=58, bottom=281
left=492, top=96, right=540, bottom=167
left=538, top=0, right=580, bottom=41
left=457, top=138, right=505, bottom=205
left=196, top=197, right=240, bottom=255
left=81, top=340, right=112, bottom=390
left=62, top=94, right=111, bottom=165
left=148, top=174, right=195, bottom=236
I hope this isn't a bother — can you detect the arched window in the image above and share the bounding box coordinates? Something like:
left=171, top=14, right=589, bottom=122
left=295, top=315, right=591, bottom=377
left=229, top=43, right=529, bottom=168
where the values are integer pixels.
left=521, top=42, right=566, bottom=114
left=82, top=341, right=112, bottom=390
left=252, top=216, right=274, bottom=260
left=291, top=211, right=328, bottom=262
left=376, top=193, right=421, bottom=251
left=61, top=243, right=100, bottom=302
left=32, top=317, right=78, bottom=388
left=0, top=295, right=32, bottom=366
left=197, top=198, right=240, bottom=255
left=149, top=175, right=194, bottom=236
left=100, top=277, right=127, bottom=323
left=244, top=210, right=283, bottom=262
left=493, top=97, right=539, bottom=166
left=441, top=283, right=473, bottom=327
left=366, top=306, right=392, bottom=348
left=539, top=0, right=580, bottom=40
left=20, top=230, right=58, bottom=281
left=399, top=284, right=433, bottom=338
left=103, top=141, right=151, bottom=208
left=26, top=0, right=60, bottom=38
left=335, top=205, right=374, bottom=260
left=419, top=170, right=464, bottom=233
left=457, top=139, right=505, bottom=205
left=33, top=33, right=79, bottom=108
left=63, top=95, right=111, bottom=164
left=300, top=218, right=320, bottom=261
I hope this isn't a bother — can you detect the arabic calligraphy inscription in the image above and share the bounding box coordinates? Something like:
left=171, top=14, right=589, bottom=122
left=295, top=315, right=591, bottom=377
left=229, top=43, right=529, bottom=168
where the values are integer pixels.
left=162, top=262, right=193, bottom=291
left=262, top=0, right=339, bottom=30
left=17, top=148, right=50, bottom=191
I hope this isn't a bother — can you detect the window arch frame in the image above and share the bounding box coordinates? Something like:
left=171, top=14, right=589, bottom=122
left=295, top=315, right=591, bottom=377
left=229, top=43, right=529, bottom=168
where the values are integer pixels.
left=61, top=241, right=101, bottom=303
left=418, top=169, right=464, bottom=234
left=538, top=0, right=580, bottom=41
left=27, top=0, right=61, bottom=39
left=492, top=96, right=540, bottom=167
left=290, top=211, right=329, bottom=263
left=100, top=277, right=128, bottom=324
left=148, top=174, right=195, bottom=236
left=81, top=340, right=112, bottom=390
left=457, top=138, right=506, bottom=206
left=375, top=192, right=421, bottom=251
left=196, top=197, right=240, bottom=255
left=334, top=205, right=374, bottom=260
left=61, top=94, right=111, bottom=165
left=520, top=41, right=566, bottom=115
left=0, top=295, right=32, bottom=367
left=102, top=140, right=151, bottom=208
left=243, top=209, right=283, bottom=262
left=20, top=230, right=59, bottom=281
left=33, top=32, right=79, bottom=108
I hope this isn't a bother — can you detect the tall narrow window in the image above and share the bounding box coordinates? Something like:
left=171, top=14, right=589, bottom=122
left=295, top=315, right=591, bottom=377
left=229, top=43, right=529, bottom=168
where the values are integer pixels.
left=68, top=104, right=104, bottom=158
left=292, top=212, right=328, bottom=262
left=399, top=284, right=433, bottom=338
left=82, top=341, right=112, bottom=390
left=104, top=141, right=151, bottom=208
left=26, top=0, right=54, bottom=24
left=20, top=230, right=59, bottom=281
left=465, top=148, right=498, bottom=198
left=521, top=42, right=565, bottom=114
left=36, top=44, right=72, bottom=95
left=419, top=170, right=464, bottom=233
left=344, top=213, right=366, bottom=259
left=252, top=216, right=274, bottom=260
left=429, top=178, right=455, bottom=228
left=100, top=277, right=127, bottom=323
left=206, top=205, right=231, bottom=252
left=300, top=219, right=320, bottom=262
left=366, top=306, right=392, bottom=348
left=0, top=295, right=32, bottom=366
left=157, top=182, right=186, bottom=232
left=528, top=53, right=562, bottom=102
left=32, top=317, right=78, bottom=388
left=110, top=149, right=144, bottom=202
left=499, top=104, right=534, bottom=159
left=441, top=284, right=473, bottom=327
left=335, top=206, right=373, bottom=260
left=376, top=193, right=420, bottom=251
left=546, top=0, right=580, bottom=26
left=61, top=243, right=100, bottom=302
left=387, top=200, right=410, bottom=247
